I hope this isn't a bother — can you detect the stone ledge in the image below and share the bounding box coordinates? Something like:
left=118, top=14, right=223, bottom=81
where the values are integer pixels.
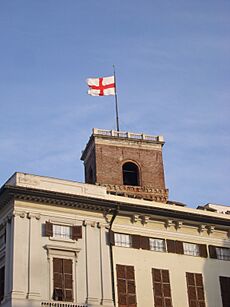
left=100, top=184, right=168, bottom=203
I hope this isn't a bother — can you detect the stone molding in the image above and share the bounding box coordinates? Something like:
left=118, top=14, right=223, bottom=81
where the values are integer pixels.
left=101, top=183, right=168, bottom=203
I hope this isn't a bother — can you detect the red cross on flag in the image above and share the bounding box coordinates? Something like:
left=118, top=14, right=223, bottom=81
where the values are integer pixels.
left=87, top=76, right=115, bottom=96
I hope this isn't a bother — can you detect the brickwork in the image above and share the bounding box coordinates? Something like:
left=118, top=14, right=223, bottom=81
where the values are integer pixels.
left=95, top=144, right=166, bottom=189
left=81, top=129, right=168, bottom=202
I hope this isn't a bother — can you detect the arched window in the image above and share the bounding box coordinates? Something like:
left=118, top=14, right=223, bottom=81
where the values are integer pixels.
left=122, top=162, right=139, bottom=186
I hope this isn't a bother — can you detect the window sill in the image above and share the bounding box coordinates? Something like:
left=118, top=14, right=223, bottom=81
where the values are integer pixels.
left=49, top=237, right=75, bottom=244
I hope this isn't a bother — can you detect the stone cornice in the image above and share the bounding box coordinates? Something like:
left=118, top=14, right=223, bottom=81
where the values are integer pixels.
left=0, top=185, right=230, bottom=229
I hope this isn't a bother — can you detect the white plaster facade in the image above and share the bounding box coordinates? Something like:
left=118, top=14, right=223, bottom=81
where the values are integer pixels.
left=0, top=172, right=229, bottom=307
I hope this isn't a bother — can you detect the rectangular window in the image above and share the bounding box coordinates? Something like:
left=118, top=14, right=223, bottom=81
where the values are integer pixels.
left=152, top=268, right=173, bottom=307
left=53, top=258, right=73, bottom=302
left=45, top=222, right=82, bottom=241
left=53, top=225, right=72, bottom=240
left=186, top=272, right=206, bottom=307
left=116, top=264, right=136, bottom=307
left=150, top=239, right=166, bottom=252
left=0, top=266, right=5, bottom=302
left=183, top=243, right=200, bottom=257
left=216, top=248, right=230, bottom=261
left=115, top=233, right=132, bottom=248
left=219, top=276, right=230, bottom=307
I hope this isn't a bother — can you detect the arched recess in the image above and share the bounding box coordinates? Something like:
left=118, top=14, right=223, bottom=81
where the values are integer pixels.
left=122, top=161, right=140, bottom=186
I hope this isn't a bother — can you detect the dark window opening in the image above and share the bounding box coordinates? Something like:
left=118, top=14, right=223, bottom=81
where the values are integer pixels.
left=123, top=162, right=139, bottom=186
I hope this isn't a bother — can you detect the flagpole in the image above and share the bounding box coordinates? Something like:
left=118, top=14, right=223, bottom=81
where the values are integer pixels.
left=113, top=65, right=120, bottom=131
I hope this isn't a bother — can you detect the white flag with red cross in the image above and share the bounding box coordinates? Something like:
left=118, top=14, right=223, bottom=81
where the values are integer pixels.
left=86, top=76, right=115, bottom=96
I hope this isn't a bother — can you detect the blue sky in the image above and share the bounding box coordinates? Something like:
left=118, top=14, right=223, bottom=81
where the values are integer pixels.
left=0, top=1, right=229, bottom=208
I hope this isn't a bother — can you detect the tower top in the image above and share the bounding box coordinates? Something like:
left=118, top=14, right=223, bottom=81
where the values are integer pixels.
left=81, top=128, right=168, bottom=203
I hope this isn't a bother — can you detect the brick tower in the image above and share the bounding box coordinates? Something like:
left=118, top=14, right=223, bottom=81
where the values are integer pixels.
left=81, top=128, right=168, bottom=203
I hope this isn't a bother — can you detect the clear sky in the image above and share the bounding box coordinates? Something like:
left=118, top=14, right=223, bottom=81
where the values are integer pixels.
left=0, top=1, right=229, bottom=208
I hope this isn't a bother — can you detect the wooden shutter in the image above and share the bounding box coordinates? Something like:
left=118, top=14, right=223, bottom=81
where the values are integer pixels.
left=53, top=258, right=63, bottom=301
left=132, top=235, right=140, bottom=249
left=219, top=276, right=230, bottom=307
left=72, top=226, right=82, bottom=240
left=63, top=259, right=73, bottom=302
left=152, top=268, right=173, bottom=307
left=140, top=236, right=150, bottom=250
left=186, top=272, right=206, bottom=307
left=116, top=264, right=136, bottom=307
left=166, top=240, right=176, bottom=253
left=175, top=241, right=184, bottom=254
left=45, top=221, right=53, bottom=237
left=199, top=244, right=208, bottom=258
left=53, top=258, right=73, bottom=302
left=208, top=245, right=217, bottom=259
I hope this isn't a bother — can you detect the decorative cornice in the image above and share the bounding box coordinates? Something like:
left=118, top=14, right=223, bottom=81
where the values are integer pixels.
left=101, top=184, right=168, bottom=203
left=0, top=185, right=229, bottom=230
left=27, top=212, right=41, bottom=220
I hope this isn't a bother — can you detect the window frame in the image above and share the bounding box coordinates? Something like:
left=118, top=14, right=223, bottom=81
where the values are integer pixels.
left=186, top=272, right=206, bottom=307
left=216, top=247, right=230, bottom=261
left=45, top=245, right=80, bottom=303
left=52, top=224, right=73, bottom=241
left=45, top=221, right=82, bottom=242
left=183, top=242, right=200, bottom=257
left=53, top=257, right=73, bottom=302
left=116, top=264, right=137, bottom=307
left=122, top=161, right=140, bottom=186
left=114, top=233, right=132, bottom=248
left=149, top=238, right=166, bottom=252
left=152, top=268, right=173, bottom=307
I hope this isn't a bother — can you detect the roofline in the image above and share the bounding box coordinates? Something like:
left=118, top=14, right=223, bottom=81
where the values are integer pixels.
left=1, top=184, right=229, bottom=228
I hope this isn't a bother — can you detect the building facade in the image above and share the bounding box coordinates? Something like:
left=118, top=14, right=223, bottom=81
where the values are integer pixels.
left=0, top=128, right=229, bottom=307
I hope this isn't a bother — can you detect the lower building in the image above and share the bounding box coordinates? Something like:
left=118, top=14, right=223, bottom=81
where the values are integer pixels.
left=0, top=128, right=229, bottom=307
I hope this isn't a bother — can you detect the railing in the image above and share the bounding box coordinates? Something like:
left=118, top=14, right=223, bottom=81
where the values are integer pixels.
left=92, top=128, right=164, bottom=142
left=41, top=302, right=87, bottom=307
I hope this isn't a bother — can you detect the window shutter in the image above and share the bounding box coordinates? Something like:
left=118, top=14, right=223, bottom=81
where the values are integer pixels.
left=53, top=258, right=73, bottom=302
left=72, top=226, right=82, bottom=240
left=208, top=245, right=217, bottom=259
left=63, top=259, right=73, bottom=302
left=116, top=265, right=136, bottom=307
left=175, top=241, right=184, bottom=254
left=152, top=268, right=173, bottom=307
left=199, top=244, right=208, bottom=258
left=45, top=221, right=53, bottom=237
left=53, top=258, right=63, bottom=301
left=220, top=276, right=230, bottom=307
left=132, top=235, right=140, bottom=249
left=166, top=240, right=176, bottom=253
left=109, top=231, right=115, bottom=246
left=186, top=272, right=206, bottom=307
left=140, top=236, right=150, bottom=250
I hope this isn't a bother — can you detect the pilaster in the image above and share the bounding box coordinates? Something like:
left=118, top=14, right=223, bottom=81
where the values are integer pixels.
left=99, top=225, right=114, bottom=306
left=11, top=211, right=28, bottom=299
left=84, top=220, right=101, bottom=305
left=26, top=212, right=41, bottom=300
